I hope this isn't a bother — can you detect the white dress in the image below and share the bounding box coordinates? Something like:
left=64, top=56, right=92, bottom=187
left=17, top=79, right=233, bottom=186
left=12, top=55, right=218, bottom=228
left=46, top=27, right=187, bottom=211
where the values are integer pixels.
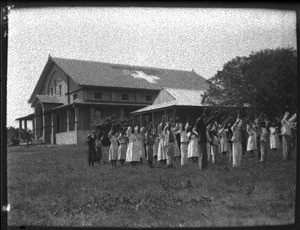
left=153, top=136, right=159, bottom=157
left=246, top=125, right=257, bottom=151
left=270, top=127, right=280, bottom=149
left=218, top=128, right=228, bottom=153
left=157, top=124, right=166, bottom=161
left=187, top=132, right=199, bottom=158
left=125, top=127, right=140, bottom=162
left=108, top=134, right=118, bottom=161
left=137, top=133, right=146, bottom=159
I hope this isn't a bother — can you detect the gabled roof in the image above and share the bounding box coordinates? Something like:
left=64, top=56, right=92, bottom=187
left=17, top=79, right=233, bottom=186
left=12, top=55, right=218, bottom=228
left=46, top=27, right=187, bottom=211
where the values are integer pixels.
left=50, top=57, right=209, bottom=91
left=31, top=95, right=64, bottom=107
left=132, top=88, right=207, bottom=114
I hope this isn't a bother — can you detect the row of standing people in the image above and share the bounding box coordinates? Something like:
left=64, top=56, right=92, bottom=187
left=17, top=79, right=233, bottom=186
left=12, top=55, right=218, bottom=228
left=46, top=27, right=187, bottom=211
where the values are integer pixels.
left=87, top=109, right=296, bottom=169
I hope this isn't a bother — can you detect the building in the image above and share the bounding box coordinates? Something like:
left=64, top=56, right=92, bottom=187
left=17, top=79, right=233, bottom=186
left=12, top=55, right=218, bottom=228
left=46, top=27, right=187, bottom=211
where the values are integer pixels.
left=16, top=55, right=209, bottom=145
left=131, top=88, right=209, bottom=126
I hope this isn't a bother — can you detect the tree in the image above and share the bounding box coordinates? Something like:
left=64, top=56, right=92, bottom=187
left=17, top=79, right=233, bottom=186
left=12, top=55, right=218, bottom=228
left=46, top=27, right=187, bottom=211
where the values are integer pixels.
left=91, top=115, right=132, bottom=146
left=7, top=126, right=19, bottom=146
left=202, top=47, right=297, bottom=120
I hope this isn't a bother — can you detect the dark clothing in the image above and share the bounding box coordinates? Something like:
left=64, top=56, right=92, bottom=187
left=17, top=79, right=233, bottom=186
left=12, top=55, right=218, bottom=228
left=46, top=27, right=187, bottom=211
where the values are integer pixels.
left=87, top=137, right=97, bottom=166
left=195, top=116, right=214, bottom=168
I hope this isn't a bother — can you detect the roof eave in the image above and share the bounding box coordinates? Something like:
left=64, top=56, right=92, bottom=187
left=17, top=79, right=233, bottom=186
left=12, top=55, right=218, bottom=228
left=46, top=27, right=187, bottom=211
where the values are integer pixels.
left=28, top=57, right=54, bottom=104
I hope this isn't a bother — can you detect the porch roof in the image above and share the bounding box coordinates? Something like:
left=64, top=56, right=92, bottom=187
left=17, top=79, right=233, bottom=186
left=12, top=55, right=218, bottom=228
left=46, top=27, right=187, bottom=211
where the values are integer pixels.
left=15, top=113, right=34, bottom=121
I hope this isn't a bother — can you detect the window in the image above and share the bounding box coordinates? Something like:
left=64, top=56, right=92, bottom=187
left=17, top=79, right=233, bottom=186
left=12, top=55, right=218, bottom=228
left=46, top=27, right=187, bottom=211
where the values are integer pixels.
left=94, top=93, right=102, bottom=99
left=73, top=94, right=78, bottom=100
left=54, top=80, right=57, bottom=94
left=50, top=87, right=53, bottom=95
left=94, top=109, right=102, bottom=120
left=145, top=95, right=152, bottom=102
left=59, top=85, right=62, bottom=96
left=121, top=94, right=129, bottom=100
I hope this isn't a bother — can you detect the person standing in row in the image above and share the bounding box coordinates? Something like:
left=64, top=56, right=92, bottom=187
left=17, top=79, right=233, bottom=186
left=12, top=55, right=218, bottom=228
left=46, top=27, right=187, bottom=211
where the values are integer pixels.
left=246, top=119, right=257, bottom=156
left=218, top=118, right=229, bottom=157
left=177, top=118, right=189, bottom=166
left=126, top=121, right=140, bottom=166
left=117, top=130, right=127, bottom=165
left=95, top=130, right=104, bottom=165
left=281, top=111, right=297, bottom=160
left=207, top=120, right=219, bottom=164
left=108, top=124, right=119, bottom=167
left=259, top=120, right=269, bottom=163
left=194, top=109, right=218, bottom=169
left=163, top=118, right=177, bottom=168
left=145, top=122, right=155, bottom=168
left=269, top=122, right=280, bottom=154
left=153, top=126, right=159, bottom=162
left=86, top=133, right=97, bottom=168
left=187, top=125, right=200, bottom=164
left=157, top=115, right=167, bottom=165
left=231, top=110, right=243, bottom=168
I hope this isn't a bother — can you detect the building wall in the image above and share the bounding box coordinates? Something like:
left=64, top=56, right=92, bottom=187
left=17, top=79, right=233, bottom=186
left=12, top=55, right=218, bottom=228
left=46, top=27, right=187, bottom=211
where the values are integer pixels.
left=79, top=107, right=91, bottom=130
left=83, top=88, right=157, bottom=104
left=56, top=131, right=77, bottom=145
left=41, top=64, right=79, bottom=105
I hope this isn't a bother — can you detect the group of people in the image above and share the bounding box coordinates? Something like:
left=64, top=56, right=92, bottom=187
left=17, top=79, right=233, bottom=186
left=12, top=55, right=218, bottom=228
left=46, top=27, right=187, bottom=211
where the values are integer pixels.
left=86, top=108, right=297, bottom=169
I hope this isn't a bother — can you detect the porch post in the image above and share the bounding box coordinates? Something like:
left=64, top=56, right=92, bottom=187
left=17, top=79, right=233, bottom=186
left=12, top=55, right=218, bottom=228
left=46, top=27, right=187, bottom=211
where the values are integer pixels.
left=42, top=109, right=46, bottom=143
left=67, top=109, right=71, bottom=132
left=24, top=120, right=27, bottom=131
left=152, top=112, right=154, bottom=129
left=90, top=107, right=95, bottom=128
left=51, top=112, right=57, bottom=144
left=32, top=116, right=35, bottom=139
left=34, top=114, right=37, bottom=140
left=75, top=107, right=80, bottom=131
left=19, top=119, right=22, bottom=141
left=140, top=114, right=142, bottom=127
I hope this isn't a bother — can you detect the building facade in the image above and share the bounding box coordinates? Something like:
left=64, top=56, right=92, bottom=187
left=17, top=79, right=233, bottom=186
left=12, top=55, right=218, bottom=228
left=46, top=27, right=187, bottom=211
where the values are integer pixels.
left=17, top=56, right=209, bottom=145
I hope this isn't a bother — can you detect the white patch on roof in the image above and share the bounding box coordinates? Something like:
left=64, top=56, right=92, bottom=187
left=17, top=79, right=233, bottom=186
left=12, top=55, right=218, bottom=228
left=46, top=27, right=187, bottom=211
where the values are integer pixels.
left=130, top=70, right=160, bottom=84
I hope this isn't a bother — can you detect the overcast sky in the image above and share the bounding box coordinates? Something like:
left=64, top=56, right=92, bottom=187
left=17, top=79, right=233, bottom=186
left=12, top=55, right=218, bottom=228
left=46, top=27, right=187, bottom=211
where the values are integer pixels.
left=7, top=7, right=296, bottom=128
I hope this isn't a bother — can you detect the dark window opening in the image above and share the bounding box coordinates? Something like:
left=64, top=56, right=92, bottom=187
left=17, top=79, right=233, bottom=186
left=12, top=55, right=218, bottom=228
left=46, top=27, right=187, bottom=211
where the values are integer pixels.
left=54, top=80, right=57, bottom=93
left=59, top=85, right=62, bottom=96
left=121, top=94, right=129, bottom=100
left=94, top=109, right=102, bottom=120
left=73, top=94, right=78, bottom=100
left=94, top=93, right=102, bottom=99
left=50, top=87, right=53, bottom=95
left=146, top=95, right=152, bottom=101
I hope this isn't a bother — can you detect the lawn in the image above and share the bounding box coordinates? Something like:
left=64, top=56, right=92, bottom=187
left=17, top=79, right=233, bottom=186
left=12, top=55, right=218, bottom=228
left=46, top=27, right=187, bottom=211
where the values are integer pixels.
left=7, top=144, right=296, bottom=227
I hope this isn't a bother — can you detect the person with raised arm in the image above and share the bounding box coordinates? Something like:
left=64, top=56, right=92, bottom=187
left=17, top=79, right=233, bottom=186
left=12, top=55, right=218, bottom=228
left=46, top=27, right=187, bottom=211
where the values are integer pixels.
left=126, top=117, right=140, bottom=166
left=145, top=121, right=155, bottom=168
left=117, top=129, right=127, bottom=166
left=231, top=110, right=243, bottom=167
left=254, top=113, right=263, bottom=160
left=157, top=115, right=167, bottom=165
left=207, top=119, right=219, bottom=164
left=108, top=123, right=119, bottom=167
left=194, top=108, right=218, bottom=169
left=176, top=117, right=189, bottom=166
left=137, top=124, right=146, bottom=164
left=218, top=116, right=229, bottom=157
left=95, top=130, right=104, bottom=165
left=171, top=118, right=181, bottom=164
left=281, top=111, right=297, bottom=160
left=153, top=124, right=159, bottom=162
left=163, top=117, right=177, bottom=168
left=246, top=117, right=257, bottom=156
left=269, top=121, right=280, bottom=155
left=226, top=117, right=234, bottom=163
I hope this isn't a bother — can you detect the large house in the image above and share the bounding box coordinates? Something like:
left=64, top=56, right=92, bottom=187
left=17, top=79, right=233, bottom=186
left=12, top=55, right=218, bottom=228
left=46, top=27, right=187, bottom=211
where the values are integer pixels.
left=16, top=55, right=209, bottom=145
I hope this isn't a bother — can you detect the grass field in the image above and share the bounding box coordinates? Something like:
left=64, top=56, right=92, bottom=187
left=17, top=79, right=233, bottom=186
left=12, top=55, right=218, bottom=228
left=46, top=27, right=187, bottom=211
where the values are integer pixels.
left=7, top=144, right=296, bottom=227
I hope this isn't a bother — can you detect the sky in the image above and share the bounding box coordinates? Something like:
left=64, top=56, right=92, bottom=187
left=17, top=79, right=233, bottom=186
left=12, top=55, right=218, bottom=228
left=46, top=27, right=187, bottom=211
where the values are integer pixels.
left=7, top=7, right=296, bottom=128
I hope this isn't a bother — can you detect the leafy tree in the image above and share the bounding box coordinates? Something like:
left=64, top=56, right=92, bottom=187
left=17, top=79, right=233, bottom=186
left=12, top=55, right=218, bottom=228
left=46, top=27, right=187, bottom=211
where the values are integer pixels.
left=91, top=115, right=132, bottom=146
left=7, top=126, right=19, bottom=146
left=202, top=47, right=297, bottom=120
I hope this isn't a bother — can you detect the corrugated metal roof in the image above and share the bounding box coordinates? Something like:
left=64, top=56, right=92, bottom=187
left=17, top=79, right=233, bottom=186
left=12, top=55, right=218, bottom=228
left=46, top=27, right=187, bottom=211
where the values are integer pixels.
left=50, top=57, right=209, bottom=91
left=132, top=88, right=206, bottom=113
